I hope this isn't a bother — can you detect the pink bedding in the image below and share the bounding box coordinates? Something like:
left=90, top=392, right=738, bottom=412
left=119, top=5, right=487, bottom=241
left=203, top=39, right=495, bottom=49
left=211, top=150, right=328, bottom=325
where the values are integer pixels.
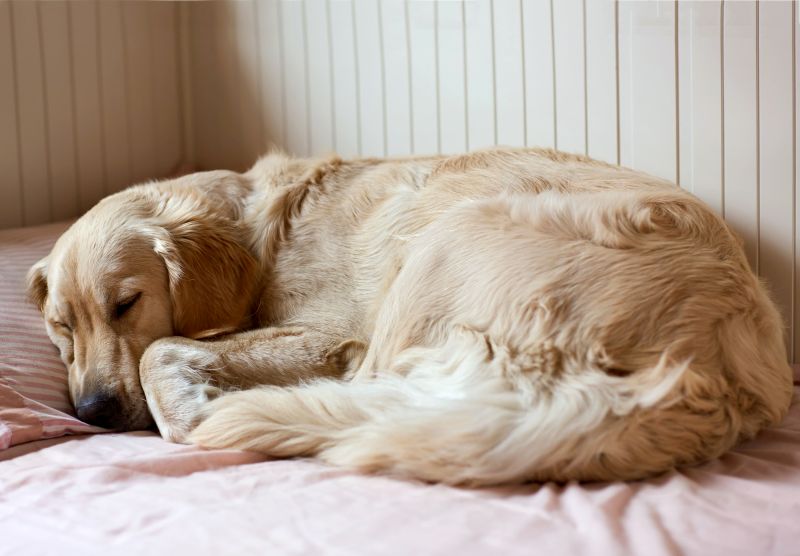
left=2, top=387, right=799, bottom=555
left=2, top=223, right=799, bottom=553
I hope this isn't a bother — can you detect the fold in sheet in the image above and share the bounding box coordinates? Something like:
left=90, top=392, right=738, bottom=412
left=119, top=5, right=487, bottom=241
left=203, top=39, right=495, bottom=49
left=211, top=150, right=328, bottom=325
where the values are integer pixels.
left=2, top=388, right=799, bottom=556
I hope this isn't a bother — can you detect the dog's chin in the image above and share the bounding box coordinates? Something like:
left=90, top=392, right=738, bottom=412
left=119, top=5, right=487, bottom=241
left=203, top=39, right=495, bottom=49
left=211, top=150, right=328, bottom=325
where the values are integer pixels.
left=124, top=412, right=157, bottom=433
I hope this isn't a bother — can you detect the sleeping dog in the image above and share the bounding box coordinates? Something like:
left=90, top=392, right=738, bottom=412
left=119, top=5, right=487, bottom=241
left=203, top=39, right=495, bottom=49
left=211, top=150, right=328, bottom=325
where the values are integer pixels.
left=27, top=148, right=793, bottom=485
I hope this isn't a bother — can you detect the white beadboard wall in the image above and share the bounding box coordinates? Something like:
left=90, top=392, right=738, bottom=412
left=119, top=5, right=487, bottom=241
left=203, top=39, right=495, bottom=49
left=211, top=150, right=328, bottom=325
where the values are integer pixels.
left=0, top=0, right=185, bottom=230
left=3, top=0, right=800, bottom=361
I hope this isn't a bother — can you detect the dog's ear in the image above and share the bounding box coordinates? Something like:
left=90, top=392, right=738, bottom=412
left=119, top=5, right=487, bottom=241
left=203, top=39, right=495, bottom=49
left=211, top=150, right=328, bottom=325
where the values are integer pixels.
left=26, top=257, right=49, bottom=312
left=147, top=195, right=259, bottom=338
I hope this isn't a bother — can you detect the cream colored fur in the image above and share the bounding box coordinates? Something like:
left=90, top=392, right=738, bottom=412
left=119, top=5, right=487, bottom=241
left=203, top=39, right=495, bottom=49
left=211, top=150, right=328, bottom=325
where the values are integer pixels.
left=29, top=148, right=794, bottom=485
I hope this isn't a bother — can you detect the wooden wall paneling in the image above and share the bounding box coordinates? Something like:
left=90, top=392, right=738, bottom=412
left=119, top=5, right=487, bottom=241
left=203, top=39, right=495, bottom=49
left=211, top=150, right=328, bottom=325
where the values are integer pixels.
left=306, top=0, right=336, bottom=156
left=98, top=1, right=133, bottom=195
left=722, top=1, right=758, bottom=271
left=39, top=1, right=79, bottom=220
left=552, top=0, right=586, bottom=155
left=12, top=1, right=51, bottom=225
left=437, top=1, right=467, bottom=154
left=0, top=1, right=22, bottom=229
left=255, top=0, right=285, bottom=154
left=584, top=0, right=617, bottom=164
left=280, top=0, right=310, bottom=157
left=149, top=1, right=184, bottom=176
left=795, top=2, right=800, bottom=361
left=187, top=2, right=220, bottom=169
left=758, top=0, right=795, bottom=354
left=463, top=0, right=495, bottom=150
left=492, top=0, right=525, bottom=146
left=618, top=1, right=678, bottom=183
left=521, top=0, right=554, bottom=150
left=231, top=0, right=264, bottom=168
left=678, top=1, right=723, bottom=214
left=353, top=0, right=386, bottom=157
left=407, top=0, right=439, bottom=154
left=123, top=1, right=158, bottom=182
left=380, top=0, right=413, bottom=156
left=70, top=1, right=106, bottom=212
left=328, top=0, right=360, bottom=157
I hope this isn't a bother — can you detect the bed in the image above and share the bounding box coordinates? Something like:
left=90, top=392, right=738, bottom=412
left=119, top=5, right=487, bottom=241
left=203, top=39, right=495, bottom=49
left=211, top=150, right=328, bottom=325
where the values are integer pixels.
left=2, top=222, right=799, bottom=555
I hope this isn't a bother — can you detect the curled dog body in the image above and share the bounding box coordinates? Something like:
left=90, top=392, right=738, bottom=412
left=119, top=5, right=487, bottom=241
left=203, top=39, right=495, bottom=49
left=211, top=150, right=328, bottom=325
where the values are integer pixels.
left=28, top=148, right=794, bottom=484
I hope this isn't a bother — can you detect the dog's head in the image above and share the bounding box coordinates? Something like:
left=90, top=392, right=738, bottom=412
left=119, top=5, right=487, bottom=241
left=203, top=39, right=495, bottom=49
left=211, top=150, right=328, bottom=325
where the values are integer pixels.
left=27, top=172, right=258, bottom=430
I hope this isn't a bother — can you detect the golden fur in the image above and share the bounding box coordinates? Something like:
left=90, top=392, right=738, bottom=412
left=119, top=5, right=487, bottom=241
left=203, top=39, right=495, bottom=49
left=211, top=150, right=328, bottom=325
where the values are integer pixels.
left=28, top=148, right=794, bottom=485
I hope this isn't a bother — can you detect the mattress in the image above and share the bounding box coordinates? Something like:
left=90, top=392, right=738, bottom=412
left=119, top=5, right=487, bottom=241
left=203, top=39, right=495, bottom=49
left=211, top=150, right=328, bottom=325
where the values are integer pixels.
left=2, top=388, right=800, bottom=556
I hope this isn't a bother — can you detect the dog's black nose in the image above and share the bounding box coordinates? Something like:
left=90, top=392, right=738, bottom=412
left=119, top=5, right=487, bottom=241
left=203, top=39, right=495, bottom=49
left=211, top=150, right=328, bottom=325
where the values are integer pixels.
left=76, top=392, right=124, bottom=429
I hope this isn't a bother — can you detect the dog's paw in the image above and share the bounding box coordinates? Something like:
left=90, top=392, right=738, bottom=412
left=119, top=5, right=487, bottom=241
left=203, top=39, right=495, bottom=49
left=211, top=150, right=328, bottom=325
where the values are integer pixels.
left=140, top=339, right=223, bottom=443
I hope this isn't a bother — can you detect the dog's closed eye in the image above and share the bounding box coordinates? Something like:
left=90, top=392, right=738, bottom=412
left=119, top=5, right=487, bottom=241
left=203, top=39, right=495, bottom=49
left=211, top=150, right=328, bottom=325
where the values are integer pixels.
left=53, top=321, right=71, bottom=332
left=115, top=292, right=142, bottom=319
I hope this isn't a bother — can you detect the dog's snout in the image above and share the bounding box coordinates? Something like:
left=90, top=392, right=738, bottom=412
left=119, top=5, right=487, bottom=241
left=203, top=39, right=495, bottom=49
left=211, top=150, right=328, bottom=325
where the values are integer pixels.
left=76, top=392, right=124, bottom=429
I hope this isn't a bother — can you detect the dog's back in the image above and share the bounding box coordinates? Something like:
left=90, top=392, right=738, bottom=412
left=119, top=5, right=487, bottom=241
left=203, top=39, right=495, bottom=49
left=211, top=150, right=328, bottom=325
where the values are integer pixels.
left=189, top=148, right=793, bottom=484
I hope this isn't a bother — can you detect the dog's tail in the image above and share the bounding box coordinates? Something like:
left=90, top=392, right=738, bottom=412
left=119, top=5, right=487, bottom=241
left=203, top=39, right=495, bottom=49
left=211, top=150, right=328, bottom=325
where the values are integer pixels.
left=187, top=333, right=722, bottom=485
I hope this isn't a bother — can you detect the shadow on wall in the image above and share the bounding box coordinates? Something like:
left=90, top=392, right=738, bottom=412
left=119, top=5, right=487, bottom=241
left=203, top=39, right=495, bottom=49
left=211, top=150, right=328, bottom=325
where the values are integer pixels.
left=189, top=2, right=283, bottom=173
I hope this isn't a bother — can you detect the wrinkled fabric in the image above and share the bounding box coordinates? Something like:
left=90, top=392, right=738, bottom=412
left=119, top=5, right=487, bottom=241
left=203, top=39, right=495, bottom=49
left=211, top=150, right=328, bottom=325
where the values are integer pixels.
left=1, top=387, right=799, bottom=556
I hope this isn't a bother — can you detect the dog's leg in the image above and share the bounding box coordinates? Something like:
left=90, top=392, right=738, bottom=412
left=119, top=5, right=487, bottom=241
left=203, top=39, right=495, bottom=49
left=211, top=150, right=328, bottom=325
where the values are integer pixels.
left=139, top=327, right=366, bottom=442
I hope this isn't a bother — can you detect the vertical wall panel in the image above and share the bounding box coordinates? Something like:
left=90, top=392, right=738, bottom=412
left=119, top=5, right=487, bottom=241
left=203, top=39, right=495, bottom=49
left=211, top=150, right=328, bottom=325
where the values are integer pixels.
left=98, top=2, right=133, bottom=195
left=381, top=0, right=413, bottom=156
left=150, top=2, right=182, bottom=176
left=584, top=0, right=617, bottom=164
left=619, top=1, right=677, bottom=183
left=189, top=2, right=222, bottom=169
left=231, top=0, right=263, bottom=168
left=306, top=0, right=335, bottom=155
left=796, top=3, right=800, bottom=361
left=151, top=3, right=182, bottom=176
left=463, top=0, right=494, bottom=150
left=206, top=1, right=252, bottom=170
left=679, top=1, right=723, bottom=215
left=354, top=0, right=386, bottom=157
left=70, top=1, right=105, bottom=212
left=255, top=0, right=284, bottom=153
left=12, top=1, right=51, bottom=225
left=795, top=0, right=800, bottom=362
left=187, top=1, right=254, bottom=171
left=328, top=0, right=360, bottom=157
left=39, top=2, right=78, bottom=221
left=492, top=0, right=525, bottom=146
left=408, top=1, right=438, bottom=155
left=521, top=0, right=554, bottom=149
left=1, top=0, right=184, bottom=228
left=281, top=0, right=309, bottom=156
left=437, top=1, right=467, bottom=154
left=758, top=1, right=794, bottom=352
left=178, top=2, right=194, bottom=166
left=552, top=0, right=586, bottom=155
left=124, top=1, right=158, bottom=183
left=0, top=1, right=22, bottom=229
left=723, top=1, right=758, bottom=271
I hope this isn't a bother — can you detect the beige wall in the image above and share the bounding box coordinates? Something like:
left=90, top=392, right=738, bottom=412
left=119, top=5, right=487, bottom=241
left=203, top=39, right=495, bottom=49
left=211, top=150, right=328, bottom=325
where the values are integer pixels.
left=0, top=0, right=185, bottom=229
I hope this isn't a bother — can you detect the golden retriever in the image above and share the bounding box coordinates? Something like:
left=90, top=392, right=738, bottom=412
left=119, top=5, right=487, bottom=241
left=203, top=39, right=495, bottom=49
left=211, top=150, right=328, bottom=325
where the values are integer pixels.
left=28, top=148, right=794, bottom=485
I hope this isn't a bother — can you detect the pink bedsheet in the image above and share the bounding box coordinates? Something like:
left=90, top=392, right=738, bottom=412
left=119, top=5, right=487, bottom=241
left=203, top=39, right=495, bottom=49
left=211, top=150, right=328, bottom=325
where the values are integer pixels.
left=2, top=388, right=800, bottom=555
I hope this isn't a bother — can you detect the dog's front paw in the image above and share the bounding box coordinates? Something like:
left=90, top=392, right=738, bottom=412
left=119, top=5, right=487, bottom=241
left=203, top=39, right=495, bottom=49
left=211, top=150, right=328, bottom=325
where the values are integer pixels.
left=140, top=339, right=223, bottom=443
